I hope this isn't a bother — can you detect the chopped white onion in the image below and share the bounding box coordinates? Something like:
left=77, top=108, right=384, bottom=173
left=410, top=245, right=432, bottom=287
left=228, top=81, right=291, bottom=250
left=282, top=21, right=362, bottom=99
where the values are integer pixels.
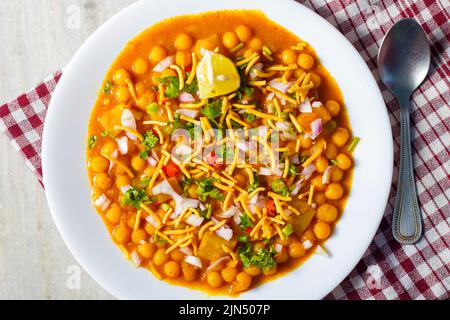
left=312, top=101, right=323, bottom=108
left=199, top=202, right=206, bottom=211
left=276, top=121, right=291, bottom=131
left=290, top=155, right=300, bottom=164
left=121, top=109, right=137, bottom=141
left=185, top=255, right=202, bottom=269
left=282, top=131, right=297, bottom=141
left=284, top=209, right=293, bottom=216
left=290, top=179, right=305, bottom=196
left=93, top=195, right=110, bottom=211
left=179, top=92, right=195, bottom=103
left=176, top=108, right=199, bottom=119
left=151, top=149, right=160, bottom=161
left=206, top=256, right=230, bottom=271
left=120, top=185, right=132, bottom=194
left=310, top=118, right=323, bottom=140
left=179, top=247, right=193, bottom=256
left=117, top=136, right=128, bottom=155
left=217, top=206, right=239, bottom=219
left=130, top=251, right=142, bottom=267
left=152, top=180, right=199, bottom=217
left=303, top=240, right=313, bottom=250
left=147, top=156, right=157, bottom=167
left=275, top=244, right=283, bottom=253
left=216, top=228, right=233, bottom=241
left=266, top=92, right=275, bottom=101
left=268, top=79, right=294, bottom=94
left=302, top=164, right=316, bottom=180
left=248, top=193, right=259, bottom=205
left=146, top=215, right=159, bottom=228
left=185, top=214, right=204, bottom=227
left=299, top=98, right=312, bottom=113
left=173, top=144, right=192, bottom=160
left=259, top=167, right=273, bottom=176
left=322, top=166, right=333, bottom=184
left=233, top=212, right=242, bottom=225
left=153, top=56, right=174, bottom=72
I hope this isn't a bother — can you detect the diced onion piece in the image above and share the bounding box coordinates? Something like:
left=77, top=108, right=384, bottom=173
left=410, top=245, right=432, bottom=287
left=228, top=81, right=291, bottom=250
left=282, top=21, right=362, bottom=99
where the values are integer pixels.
left=185, top=255, right=202, bottom=269
left=121, top=109, right=137, bottom=141
left=322, top=166, right=333, bottom=184
left=276, top=121, right=291, bottom=131
left=179, top=92, right=195, bottom=103
left=216, top=228, right=233, bottom=241
left=120, top=185, right=132, bottom=194
left=206, top=256, right=230, bottom=271
left=233, top=212, right=242, bottom=225
left=284, top=209, right=293, bottom=216
left=131, top=251, right=142, bottom=266
left=259, top=167, right=273, bottom=176
left=275, top=244, right=283, bottom=253
left=310, top=119, right=323, bottom=140
left=117, top=136, right=129, bottom=155
left=185, top=214, right=204, bottom=227
left=152, top=180, right=199, bottom=217
left=290, top=155, right=300, bottom=164
left=301, top=164, right=316, bottom=180
left=153, top=56, right=174, bottom=72
left=217, top=206, right=239, bottom=219
left=248, top=193, right=259, bottom=205
left=303, top=240, right=313, bottom=250
left=146, top=215, right=159, bottom=228
left=179, top=247, right=193, bottom=256
left=148, top=156, right=157, bottom=166
left=176, top=108, right=199, bottom=119
left=312, top=101, right=323, bottom=108
left=94, top=195, right=110, bottom=211
left=250, top=63, right=263, bottom=79
left=268, top=79, right=294, bottom=94
left=299, top=98, right=312, bottom=113
left=266, top=92, right=275, bottom=101
left=290, top=179, right=305, bottom=196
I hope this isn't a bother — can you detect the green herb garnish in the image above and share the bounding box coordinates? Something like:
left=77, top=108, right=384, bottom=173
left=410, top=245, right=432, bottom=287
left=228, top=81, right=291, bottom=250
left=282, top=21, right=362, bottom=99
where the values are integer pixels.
left=288, top=164, right=299, bottom=177
left=158, top=76, right=180, bottom=99
left=282, top=224, right=294, bottom=237
left=199, top=203, right=213, bottom=220
left=140, top=131, right=159, bottom=159
left=244, top=112, right=256, bottom=122
left=103, top=80, right=113, bottom=95
left=271, top=179, right=289, bottom=197
left=88, top=135, right=97, bottom=149
left=184, top=73, right=198, bottom=95
left=146, top=103, right=159, bottom=114
left=239, top=213, right=253, bottom=231
left=238, top=243, right=277, bottom=270
left=246, top=174, right=259, bottom=193
left=201, top=99, right=222, bottom=126
left=347, top=136, right=361, bottom=152
left=238, top=234, right=249, bottom=243
left=196, top=178, right=224, bottom=202
left=121, top=187, right=154, bottom=209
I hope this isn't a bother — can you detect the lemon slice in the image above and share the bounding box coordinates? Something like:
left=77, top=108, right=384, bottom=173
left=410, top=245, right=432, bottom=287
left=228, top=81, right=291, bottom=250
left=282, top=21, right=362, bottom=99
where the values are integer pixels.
left=197, top=51, right=241, bottom=99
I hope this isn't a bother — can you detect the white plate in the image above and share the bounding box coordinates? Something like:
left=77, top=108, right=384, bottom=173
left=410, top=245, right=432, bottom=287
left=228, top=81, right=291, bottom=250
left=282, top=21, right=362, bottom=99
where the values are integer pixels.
left=42, top=0, right=393, bottom=300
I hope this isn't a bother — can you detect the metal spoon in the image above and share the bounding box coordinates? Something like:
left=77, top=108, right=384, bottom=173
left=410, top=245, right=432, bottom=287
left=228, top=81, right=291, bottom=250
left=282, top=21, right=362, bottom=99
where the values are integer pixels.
left=378, top=19, right=430, bottom=244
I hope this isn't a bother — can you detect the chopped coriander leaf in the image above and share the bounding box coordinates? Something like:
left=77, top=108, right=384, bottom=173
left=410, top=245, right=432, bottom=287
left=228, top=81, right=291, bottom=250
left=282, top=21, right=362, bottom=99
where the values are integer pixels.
left=87, top=135, right=97, bottom=149
left=323, top=120, right=337, bottom=135
left=101, top=130, right=112, bottom=137
left=347, top=136, right=361, bottom=152
left=236, top=69, right=254, bottom=102
left=271, top=179, right=289, bottom=197
left=137, top=177, right=151, bottom=188
left=142, top=131, right=159, bottom=150
left=246, top=174, right=259, bottom=193
left=184, top=73, right=198, bottom=95
left=158, top=76, right=180, bottom=99
left=103, top=80, right=113, bottom=95
left=329, top=159, right=339, bottom=166
left=299, top=155, right=308, bottom=164
left=196, top=178, right=224, bottom=202
left=182, top=178, right=193, bottom=196
left=201, top=99, right=222, bottom=123
left=146, top=103, right=159, bottom=114
left=282, top=224, right=294, bottom=237
left=139, top=151, right=149, bottom=160
left=238, top=243, right=277, bottom=270
left=153, top=233, right=168, bottom=244
left=288, top=164, right=299, bottom=177
left=199, top=203, right=213, bottom=219
left=239, top=213, right=253, bottom=231
left=121, top=187, right=154, bottom=209
left=244, top=112, right=256, bottom=122
left=238, top=234, right=249, bottom=243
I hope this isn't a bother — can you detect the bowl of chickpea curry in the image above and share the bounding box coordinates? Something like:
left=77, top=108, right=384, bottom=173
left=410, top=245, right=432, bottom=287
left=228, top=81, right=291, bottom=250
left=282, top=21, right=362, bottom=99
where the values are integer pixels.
left=44, top=0, right=393, bottom=300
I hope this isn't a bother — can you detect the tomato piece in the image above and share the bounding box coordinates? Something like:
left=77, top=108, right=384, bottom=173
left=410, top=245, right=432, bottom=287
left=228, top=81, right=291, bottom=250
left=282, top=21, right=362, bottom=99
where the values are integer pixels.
left=164, top=163, right=181, bottom=177
left=245, top=227, right=253, bottom=234
left=267, top=199, right=276, bottom=216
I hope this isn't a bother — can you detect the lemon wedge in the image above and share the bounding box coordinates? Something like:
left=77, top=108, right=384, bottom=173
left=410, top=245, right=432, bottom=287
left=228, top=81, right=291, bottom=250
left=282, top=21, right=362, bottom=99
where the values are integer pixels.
left=196, top=51, right=241, bottom=99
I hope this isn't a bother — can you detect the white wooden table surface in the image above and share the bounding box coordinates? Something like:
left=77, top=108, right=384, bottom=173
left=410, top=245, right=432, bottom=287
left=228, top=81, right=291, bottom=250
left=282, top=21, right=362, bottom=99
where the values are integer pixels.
left=0, top=0, right=138, bottom=300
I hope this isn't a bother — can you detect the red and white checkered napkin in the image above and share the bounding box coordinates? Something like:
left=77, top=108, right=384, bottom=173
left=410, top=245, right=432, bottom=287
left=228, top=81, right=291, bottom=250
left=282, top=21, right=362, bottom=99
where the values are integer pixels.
left=0, top=0, right=448, bottom=300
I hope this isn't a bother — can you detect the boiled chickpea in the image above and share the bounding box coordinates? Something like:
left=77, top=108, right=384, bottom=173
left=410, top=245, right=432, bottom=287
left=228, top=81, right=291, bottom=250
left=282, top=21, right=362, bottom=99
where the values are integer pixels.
left=196, top=38, right=216, bottom=51
left=310, top=73, right=322, bottom=89
left=317, top=204, right=338, bottom=222
left=170, top=249, right=185, bottom=262
left=132, top=229, right=147, bottom=244
left=301, top=229, right=316, bottom=242
left=235, top=25, right=252, bottom=42
left=161, top=68, right=177, bottom=78
left=164, top=261, right=181, bottom=278
left=326, top=100, right=341, bottom=117
left=315, top=192, right=326, bottom=205
left=135, top=82, right=146, bottom=96
left=233, top=172, right=247, bottom=188
left=314, top=222, right=331, bottom=240
left=131, top=155, right=146, bottom=171
left=175, top=33, right=193, bottom=50
left=336, top=153, right=352, bottom=170
left=281, top=49, right=297, bottom=65
left=113, top=224, right=131, bottom=244
left=289, top=241, right=306, bottom=258
left=325, top=143, right=339, bottom=160
left=144, top=222, right=155, bottom=236
left=132, top=58, right=149, bottom=75
left=90, top=156, right=109, bottom=173
left=115, top=87, right=131, bottom=103
left=113, top=68, right=130, bottom=86
left=315, top=156, right=329, bottom=173
left=231, top=272, right=252, bottom=293
left=101, top=141, right=117, bottom=156
left=297, top=53, right=314, bottom=70
left=206, top=271, right=223, bottom=288
left=325, top=182, right=344, bottom=200
left=263, top=266, right=277, bottom=276
left=106, top=206, right=122, bottom=224
left=243, top=49, right=258, bottom=58
left=331, top=167, right=344, bottom=182
left=175, top=51, right=192, bottom=69
left=332, top=128, right=350, bottom=147
left=137, top=243, right=156, bottom=259
left=300, top=136, right=312, bottom=149
left=311, top=175, right=326, bottom=192
left=276, top=247, right=289, bottom=263
left=249, top=38, right=263, bottom=50
left=149, top=45, right=168, bottom=64
left=116, top=175, right=131, bottom=189
left=126, top=214, right=136, bottom=229
left=95, top=173, right=112, bottom=190
left=181, top=261, right=198, bottom=282
left=153, top=248, right=170, bottom=266
left=244, top=266, right=261, bottom=276
left=221, top=267, right=238, bottom=283
left=222, top=31, right=239, bottom=49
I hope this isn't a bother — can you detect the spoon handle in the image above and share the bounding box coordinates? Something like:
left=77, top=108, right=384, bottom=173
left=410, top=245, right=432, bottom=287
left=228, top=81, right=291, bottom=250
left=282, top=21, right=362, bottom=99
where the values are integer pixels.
left=392, top=96, right=422, bottom=244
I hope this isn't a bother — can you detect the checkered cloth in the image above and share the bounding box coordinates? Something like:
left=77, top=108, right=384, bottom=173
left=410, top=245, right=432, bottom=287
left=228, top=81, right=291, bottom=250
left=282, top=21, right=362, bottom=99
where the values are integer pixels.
left=0, top=0, right=448, bottom=300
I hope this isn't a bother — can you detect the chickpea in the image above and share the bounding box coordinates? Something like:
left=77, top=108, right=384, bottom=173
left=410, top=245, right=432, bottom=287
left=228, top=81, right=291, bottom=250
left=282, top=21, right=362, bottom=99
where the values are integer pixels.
left=301, top=229, right=316, bottom=243
left=135, top=82, right=146, bottom=96
left=311, top=175, right=326, bottom=192
left=106, top=206, right=122, bottom=224
left=101, top=141, right=117, bottom=156
left=314, top=222, right=331, bottom=240
left=276, top=247, right=289, bottom=263
left=235, top=25, right=252, bottom=42
left=181, top=261, right=198, bottom=282
left=116, top=175, right=131, bottom=189
left=206, top=271, right=223, bottom=288
left=243, top=49, right=258, bottom=58
left=336, top=153, right=352, bottom=170
left=325, top=143, right=339, bottom=160
left=222, top=31, right=240, bottom=49
left=331, top=167, right=344, bottom=182
left=175, top=51, right=192, bottom=69
left=132, top=58, right=149, bottom=75
left=115, top=87, right=131, bottom=103
left=325, top=183, right=344, bottom=200
left=131, top=155, right=146, bottom=172
left=137, top=243, right=156, bottom=259
left=281, top=49, right=297, bottom=65
left=230, top=272, right=252, bottom=293
left=297, top=53, right=314, bottom=70
left=113, top=68, right=130, bottom=86
left=90, top=156, right=109, bottom=173
left=126, top=214, right=136, bottom=229
left=315, top=192, right=327, bottom=205
left=300, top=136, right=312, bottom=149
left=164, top=261, right=181, bottom=278
left=326, top=100, right=341, bottom=117
left=113, top=224, right=131, bottom=244
left=132, top=229, right=147, bottom=244
left=153, top=248, right=170, bottom=266
left=170, top=249, right=185, bottom=262
left=315, top=156, right=329, bottom=173
left=289, top=241, right=306, bottom=258
left=263, top=266, right=277, bottom=276
left=221, top=267, right=238, bottom=283
left=310, top=73, right=322, bottom=89
left=244, top=266, right=261, bottom=276
left=317, top=204, right=338, bottom=222
left=161, top=68, right=177, bottom=78
left=175, top=33, right=193, bottom=50
left=95, top=173, right=112, bottom=190
left=144, top=222, right=155, bottom=236
left=233, top=172, right=247, bottom=188
left=196, top=38, right=216, bottom=51
left=332, top=128, right=350, bottom=147
left=149, top=45, right=167, bottom=64
left=249, top=38, right=263, bottom=50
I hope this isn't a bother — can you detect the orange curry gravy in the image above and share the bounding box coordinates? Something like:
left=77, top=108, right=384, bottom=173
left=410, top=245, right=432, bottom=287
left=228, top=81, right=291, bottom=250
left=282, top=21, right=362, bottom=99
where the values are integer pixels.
left=87, top=10, right=353, bottom=296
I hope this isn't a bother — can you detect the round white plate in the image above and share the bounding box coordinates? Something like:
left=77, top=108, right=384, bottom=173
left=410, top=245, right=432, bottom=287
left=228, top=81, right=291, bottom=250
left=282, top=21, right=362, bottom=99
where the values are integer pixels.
left=42, top=0, right=393, bottom=300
